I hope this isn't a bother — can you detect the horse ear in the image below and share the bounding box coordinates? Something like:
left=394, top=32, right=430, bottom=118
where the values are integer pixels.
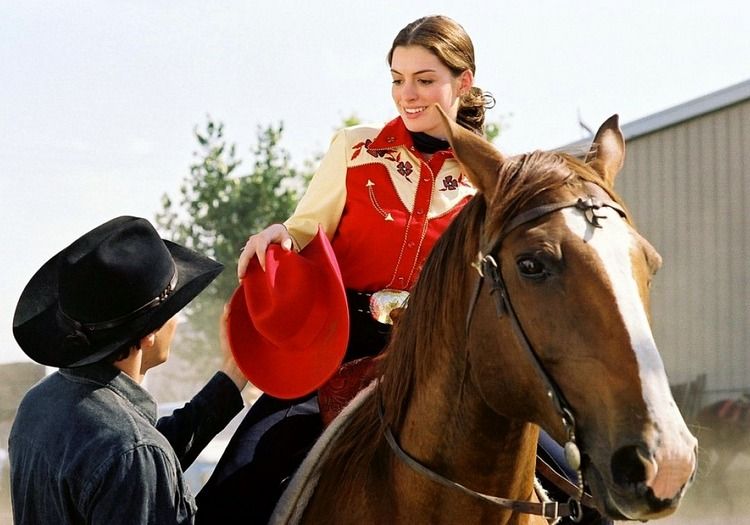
left=585, top=114, right=625, bottom=187
left=434, top=104, right=505, bottom=196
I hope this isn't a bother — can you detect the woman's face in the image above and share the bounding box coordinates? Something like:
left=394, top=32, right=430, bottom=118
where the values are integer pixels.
left=390, top=45, right=473, bottom=138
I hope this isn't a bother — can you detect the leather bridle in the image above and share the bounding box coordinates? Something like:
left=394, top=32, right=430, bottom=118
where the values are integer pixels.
left=381, top=195, right=628, bottom=522
left=465, top=195, right=628, bottom=464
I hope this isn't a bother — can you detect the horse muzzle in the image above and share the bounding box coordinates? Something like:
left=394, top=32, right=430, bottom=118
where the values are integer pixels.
left=585, top=432, right=698, bottom=520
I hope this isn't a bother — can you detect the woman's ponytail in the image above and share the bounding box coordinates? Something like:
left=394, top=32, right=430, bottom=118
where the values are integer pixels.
left=457, top=87, right=495, bottom=137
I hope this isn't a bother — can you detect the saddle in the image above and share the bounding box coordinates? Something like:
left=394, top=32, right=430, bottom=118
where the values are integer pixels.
left=318, top=289, right=406, bottom=426
left=318, top=356, right=378, bottom=426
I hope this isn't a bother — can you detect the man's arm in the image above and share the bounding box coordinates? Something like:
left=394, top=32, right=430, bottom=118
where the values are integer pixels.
left=157, top=306, right=248, bottom=469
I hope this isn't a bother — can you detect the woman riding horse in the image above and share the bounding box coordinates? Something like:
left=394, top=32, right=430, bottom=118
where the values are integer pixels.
left=197, top=14, right=610, bottom=525
left=270, top=108, right=697, bottom=524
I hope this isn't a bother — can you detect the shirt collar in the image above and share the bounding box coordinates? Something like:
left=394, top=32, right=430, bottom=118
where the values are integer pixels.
left=368, top=116, right=454, bottom=160
left=60, top=361, right=158, bottom=424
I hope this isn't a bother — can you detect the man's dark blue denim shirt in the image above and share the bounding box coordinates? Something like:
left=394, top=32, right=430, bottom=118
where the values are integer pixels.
left=9, top=361, right=243, bottom=525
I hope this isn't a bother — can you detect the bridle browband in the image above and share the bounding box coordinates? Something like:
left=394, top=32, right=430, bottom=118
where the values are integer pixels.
left=380, top=195, right=628, bottom=522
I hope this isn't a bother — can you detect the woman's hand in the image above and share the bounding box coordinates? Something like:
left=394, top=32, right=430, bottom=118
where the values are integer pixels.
left=237, top=223, right=294, bottom=279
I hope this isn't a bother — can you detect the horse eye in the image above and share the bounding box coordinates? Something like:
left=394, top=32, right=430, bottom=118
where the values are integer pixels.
left=517, top=257, right=547, bottom=280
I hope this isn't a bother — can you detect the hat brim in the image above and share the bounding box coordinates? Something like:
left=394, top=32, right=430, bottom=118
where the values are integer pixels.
left=227, top=229, right=349, bottom=399
left=13, top=240, right=223, bottom=367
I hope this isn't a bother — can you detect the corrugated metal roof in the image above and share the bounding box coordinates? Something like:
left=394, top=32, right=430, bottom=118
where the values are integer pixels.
left=563, top=78, right=750, bottom=148
left=622, top=78, right=750, bottom=140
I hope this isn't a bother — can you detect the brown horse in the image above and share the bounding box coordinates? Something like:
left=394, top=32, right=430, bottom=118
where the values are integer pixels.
left=272, top=109, right=697, bottom=524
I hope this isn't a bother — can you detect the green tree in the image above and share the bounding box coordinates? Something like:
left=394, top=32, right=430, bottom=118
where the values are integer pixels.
left=156, top=118, right=311, bottom=378
left=485, top=120, right=502, bottom=144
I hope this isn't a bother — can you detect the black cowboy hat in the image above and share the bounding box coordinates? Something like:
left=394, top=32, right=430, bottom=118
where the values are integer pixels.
left=13, top=216, right=223, bottom=367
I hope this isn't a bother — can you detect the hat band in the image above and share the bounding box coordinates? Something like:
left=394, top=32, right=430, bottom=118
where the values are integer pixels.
left=59, top=267, right=179, bottom=332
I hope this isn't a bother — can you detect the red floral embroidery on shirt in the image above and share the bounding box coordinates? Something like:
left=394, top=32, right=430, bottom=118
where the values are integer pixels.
left=396, top=161, right=413, bottom=182
left=439, top=175, right=459, bottom=192
left=375, top=149, right=400, bottom=163
left=351, top=139, right=372, bottom=160
left=351, top=139, right=398, bottom=162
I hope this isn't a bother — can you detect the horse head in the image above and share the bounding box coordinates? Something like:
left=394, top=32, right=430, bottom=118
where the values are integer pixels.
left=438, top=106, right=698, bottom=520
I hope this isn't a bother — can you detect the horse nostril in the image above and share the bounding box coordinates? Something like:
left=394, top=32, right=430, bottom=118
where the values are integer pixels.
left=611, top=445, right=654, bottom=488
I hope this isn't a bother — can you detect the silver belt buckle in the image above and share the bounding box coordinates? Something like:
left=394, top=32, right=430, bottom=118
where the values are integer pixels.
left=369, top=289, right=410, bottom=325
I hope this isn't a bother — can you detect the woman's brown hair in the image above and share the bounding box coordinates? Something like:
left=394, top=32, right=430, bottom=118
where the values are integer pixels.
left=387, top=15, right=492, bottom=136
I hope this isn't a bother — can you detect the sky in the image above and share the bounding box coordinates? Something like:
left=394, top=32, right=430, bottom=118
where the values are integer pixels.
left=2, top=0, right=749, bottom=364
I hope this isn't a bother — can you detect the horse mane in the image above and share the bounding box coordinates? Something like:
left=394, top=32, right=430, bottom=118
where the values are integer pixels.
left=485, top=150, right=626, bottom=243
left=308, top=148, right=626, bottom=508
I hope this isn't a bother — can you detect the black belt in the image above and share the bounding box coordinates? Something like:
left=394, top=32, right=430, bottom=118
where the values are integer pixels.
left=345, top=289, right=374, bottom=316
left=343, top=289, right=390, bottom=362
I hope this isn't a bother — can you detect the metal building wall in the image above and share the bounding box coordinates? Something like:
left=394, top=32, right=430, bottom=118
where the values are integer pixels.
left=614, top=100, right=750, bottom=403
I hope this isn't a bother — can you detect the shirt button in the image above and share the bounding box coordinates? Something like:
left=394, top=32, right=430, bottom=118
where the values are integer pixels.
left=408, top=241, right=416, bottom=248
left=415, top=209, right=424, bottom=215
left=386, top=136, right=396, bottom=143
left=422, top=177, right=430, bottom=183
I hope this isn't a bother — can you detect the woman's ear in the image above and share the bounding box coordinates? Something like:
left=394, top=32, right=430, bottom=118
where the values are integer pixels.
left=459, top=69, right=474, bottom=94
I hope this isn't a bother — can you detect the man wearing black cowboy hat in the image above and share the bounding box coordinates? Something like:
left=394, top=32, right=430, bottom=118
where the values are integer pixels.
left=8, top=216, right=248, bottom=525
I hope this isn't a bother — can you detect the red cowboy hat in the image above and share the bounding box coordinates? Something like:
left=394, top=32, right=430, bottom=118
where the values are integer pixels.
left=228, top=226, right=349, bottom=399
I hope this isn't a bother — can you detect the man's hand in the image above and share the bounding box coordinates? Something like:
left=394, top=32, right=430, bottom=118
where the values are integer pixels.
left=219, top=303, right=248, bottom=392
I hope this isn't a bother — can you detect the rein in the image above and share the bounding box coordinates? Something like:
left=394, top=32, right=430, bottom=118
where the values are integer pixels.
left=379, top=398, right=582, bottom=520
left=380, top=195, right=626, bottom=523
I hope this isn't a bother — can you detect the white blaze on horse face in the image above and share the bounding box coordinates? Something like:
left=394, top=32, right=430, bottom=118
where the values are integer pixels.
left=561, top=207, right=660, bottom=370
left=561, top=206, right=696, bottom=501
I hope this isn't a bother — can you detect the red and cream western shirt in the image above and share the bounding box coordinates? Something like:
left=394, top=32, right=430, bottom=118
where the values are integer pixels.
left=284, top=117, right=475, bottom=292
